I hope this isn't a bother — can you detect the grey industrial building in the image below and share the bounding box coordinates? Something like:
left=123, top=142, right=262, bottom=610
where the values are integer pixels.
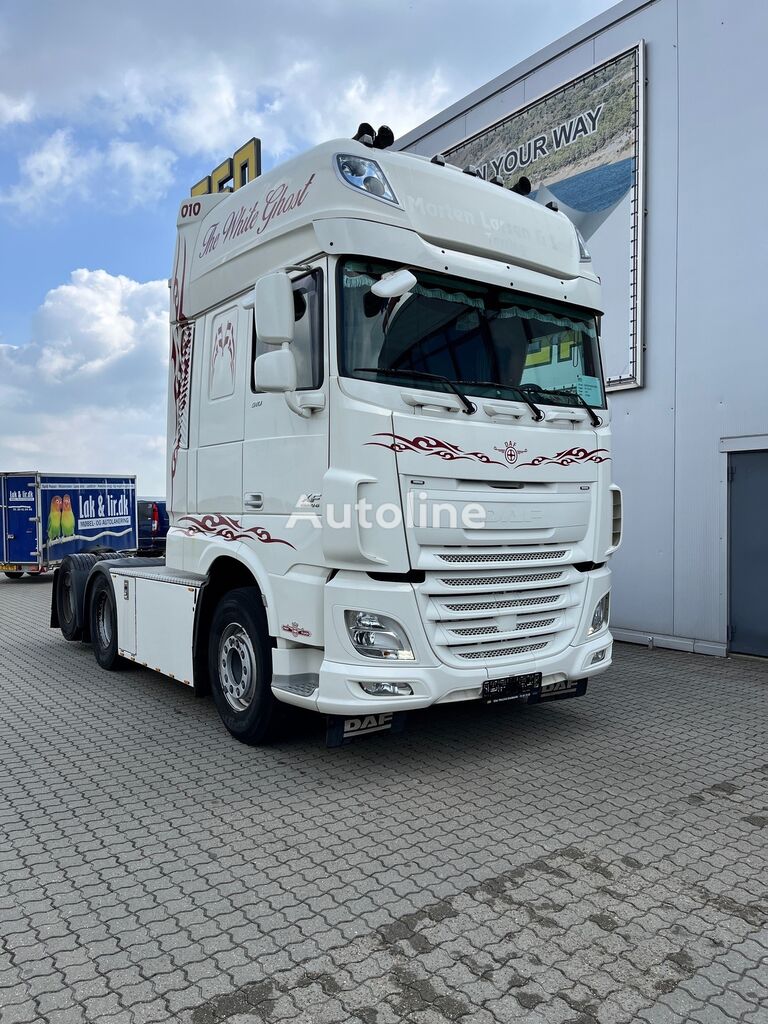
left=398, top=0, right=768, bottom=658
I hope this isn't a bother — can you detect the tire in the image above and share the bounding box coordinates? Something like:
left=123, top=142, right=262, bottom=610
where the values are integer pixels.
left=3, top=572, right=23, bottom=580
left=56, top=559, right=83, bottom=640
left=89, top=574, right=124, bottom=671
left=208, top=587, right=277, bottom=745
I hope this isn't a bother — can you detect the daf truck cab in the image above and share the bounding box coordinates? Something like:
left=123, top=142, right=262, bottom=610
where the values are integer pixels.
left=53, top=131, right=622, bottom=745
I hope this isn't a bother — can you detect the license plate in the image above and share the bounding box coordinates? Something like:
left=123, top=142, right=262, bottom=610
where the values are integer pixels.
left=483, top=672, right=542, bottom=704
left=0, top=564, right=21, bottom=572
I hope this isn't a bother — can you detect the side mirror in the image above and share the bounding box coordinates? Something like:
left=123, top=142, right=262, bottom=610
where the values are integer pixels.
left=254, top=272, right=294, bottom=345
left=371, top=268, right=417, bottom=299
left=254, top=347, right=297, bottom=393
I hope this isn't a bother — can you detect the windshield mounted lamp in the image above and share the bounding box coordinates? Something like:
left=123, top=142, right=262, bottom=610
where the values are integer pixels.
left=587, top=594, right=610, bottom=636
left=336, top=154, right=398, bottom=205
left=345, top=611, right=415, bottom=660
left=576, top=227, right=592, bottom=262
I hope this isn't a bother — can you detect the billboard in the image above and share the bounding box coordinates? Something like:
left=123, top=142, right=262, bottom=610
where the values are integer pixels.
left=444, top=44, right=645, bottom=389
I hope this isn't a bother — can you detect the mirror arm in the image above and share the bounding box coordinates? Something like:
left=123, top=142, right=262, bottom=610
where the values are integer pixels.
left=285, top=392, right=326, bottom=418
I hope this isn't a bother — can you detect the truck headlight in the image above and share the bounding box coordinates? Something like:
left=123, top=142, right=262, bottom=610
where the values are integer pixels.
left=345, top=611, right=414, bottom=660
left=336, top=155, right=398, bottom=204
left=588, top=594, right=610, bottom=635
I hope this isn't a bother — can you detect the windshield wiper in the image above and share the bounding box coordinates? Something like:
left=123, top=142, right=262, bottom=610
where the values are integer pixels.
left=353, top=367, right=476, bottom=415
left=461, top=380, right=545, bottom=422
left=522, top=385, right=602, bottom=427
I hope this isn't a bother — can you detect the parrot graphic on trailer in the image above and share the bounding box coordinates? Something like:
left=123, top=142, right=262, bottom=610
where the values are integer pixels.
left=60, top=495, right=76, bottom=537
left=47, top=496, right=62, bottom=541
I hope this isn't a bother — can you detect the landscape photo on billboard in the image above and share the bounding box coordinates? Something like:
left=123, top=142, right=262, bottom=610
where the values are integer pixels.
left=445, top=46, right=642, bottom=386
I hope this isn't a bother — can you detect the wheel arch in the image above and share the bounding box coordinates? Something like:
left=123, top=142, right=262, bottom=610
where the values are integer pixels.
left=81, top=562, right=116, bottom=644
left=193, top=555, right=273, bottom=696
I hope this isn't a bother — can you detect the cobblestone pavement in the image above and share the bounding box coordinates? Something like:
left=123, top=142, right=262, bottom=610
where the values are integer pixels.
left=0, top=576, right=766, bottom=1024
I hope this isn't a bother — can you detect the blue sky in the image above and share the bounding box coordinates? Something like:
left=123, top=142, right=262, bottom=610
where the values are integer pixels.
left=0, top=0, right=616, bottom=493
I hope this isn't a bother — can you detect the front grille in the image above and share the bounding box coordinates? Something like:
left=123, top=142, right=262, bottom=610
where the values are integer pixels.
left=457, top=642, right=548, bottom=660
left=419, top=558, right=581, bottom=666
left=439, top=550, right=566, bottom=564
left=445, top=594, right=559, bottom=612
left=451, top=625, right=500, bottom=637
left=441, top=571, right=564, bottom=587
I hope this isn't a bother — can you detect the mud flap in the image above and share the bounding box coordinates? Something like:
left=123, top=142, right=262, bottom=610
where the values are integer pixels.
left=529, top=678, right=588, bottom=704
left=326, top=710, right=407, bottom=747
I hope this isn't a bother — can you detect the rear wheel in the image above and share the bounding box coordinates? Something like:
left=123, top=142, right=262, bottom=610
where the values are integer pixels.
left=208, top=588, right=277, bottom=745
left=3, top=572, right=23, bottom=580
left=89, top=575, right=124, bottom=670
left=56, top=561, right=81, bottom=640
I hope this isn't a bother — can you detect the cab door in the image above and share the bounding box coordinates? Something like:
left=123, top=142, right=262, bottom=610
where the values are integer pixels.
left=242, top=268, right=328, bottom=529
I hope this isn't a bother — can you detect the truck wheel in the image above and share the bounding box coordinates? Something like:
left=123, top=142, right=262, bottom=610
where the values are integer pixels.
left=3, top=572, right=23, bottom=580
left=89, top=575, right=123, bottom=670
left=56, top=561, right=82, bottom=640
left=208, top=588, right=277, bottom=745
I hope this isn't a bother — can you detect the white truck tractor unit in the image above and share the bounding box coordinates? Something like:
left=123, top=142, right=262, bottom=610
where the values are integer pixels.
left=52, top=125, right=622, bottom=746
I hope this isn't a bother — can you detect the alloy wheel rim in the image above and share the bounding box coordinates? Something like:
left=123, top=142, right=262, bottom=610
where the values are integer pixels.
left=219, top=622, right=257, bottom=712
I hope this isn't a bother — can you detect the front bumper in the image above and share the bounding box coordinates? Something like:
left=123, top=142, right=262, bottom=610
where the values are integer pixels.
left=272, top=568, right=613, bottom=715
left=314, top=632, right=612, bottom=715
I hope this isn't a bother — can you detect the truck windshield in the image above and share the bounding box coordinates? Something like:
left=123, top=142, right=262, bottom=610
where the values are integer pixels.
left=338, top=259, right=606, bottom=409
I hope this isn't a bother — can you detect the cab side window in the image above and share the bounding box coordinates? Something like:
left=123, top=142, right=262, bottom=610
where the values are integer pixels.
left=252, top=271, right=323, bottom=392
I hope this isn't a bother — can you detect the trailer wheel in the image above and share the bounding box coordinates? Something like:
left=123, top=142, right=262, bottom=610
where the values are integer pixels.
left=3, top=572, right=23, bottom=580
left=56, top=561, right=82, bottom=640
left=208, top=587, right=277, bottom=745
left=89, top=575, right=123, bottom=671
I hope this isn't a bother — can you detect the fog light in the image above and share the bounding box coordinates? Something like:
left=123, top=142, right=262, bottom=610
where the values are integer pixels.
left=591, top=648, right=607, bottom=665
left=345, top=611, right=415, bottom=660
left=359, top=680, right=414, bottom=696
left=588, top=594, right=610, bottom=635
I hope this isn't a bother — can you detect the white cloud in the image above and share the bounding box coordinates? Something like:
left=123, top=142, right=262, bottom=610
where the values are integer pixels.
left=0, top=91, right=33, bottom=126
left=106, top=140, right=177, bottom=204
left=0, top=270, right=169, bottom=493
left=0, top=130, right=177, bottom=214
left=0, top=130, right=91, bottom=213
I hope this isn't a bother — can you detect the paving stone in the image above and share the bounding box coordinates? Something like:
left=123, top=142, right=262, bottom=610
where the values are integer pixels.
left=0, top=580, right=766, bottom=1024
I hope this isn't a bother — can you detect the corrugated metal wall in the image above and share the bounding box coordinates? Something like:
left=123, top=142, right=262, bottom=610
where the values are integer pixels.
left=398, top=0, right=768, bottom=654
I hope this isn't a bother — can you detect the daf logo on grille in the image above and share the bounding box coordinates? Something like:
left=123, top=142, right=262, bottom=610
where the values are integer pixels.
left=485, top=507, right=545, bottom=524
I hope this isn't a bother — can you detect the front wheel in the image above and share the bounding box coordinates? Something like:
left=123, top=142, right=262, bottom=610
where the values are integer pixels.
left=89, top=575, right=124, bottom=670
left=208, top=588, right=277, bottom=745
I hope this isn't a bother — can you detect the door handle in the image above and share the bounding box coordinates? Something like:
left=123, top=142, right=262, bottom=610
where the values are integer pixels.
left=244, top=493, right=263, bottom=509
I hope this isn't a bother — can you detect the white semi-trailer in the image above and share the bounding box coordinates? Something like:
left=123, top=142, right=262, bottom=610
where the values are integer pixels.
left=52, top=127, right=622, bottom=745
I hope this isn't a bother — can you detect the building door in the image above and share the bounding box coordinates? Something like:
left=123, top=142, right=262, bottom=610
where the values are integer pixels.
left=729, top=451, right=768, bottom=656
